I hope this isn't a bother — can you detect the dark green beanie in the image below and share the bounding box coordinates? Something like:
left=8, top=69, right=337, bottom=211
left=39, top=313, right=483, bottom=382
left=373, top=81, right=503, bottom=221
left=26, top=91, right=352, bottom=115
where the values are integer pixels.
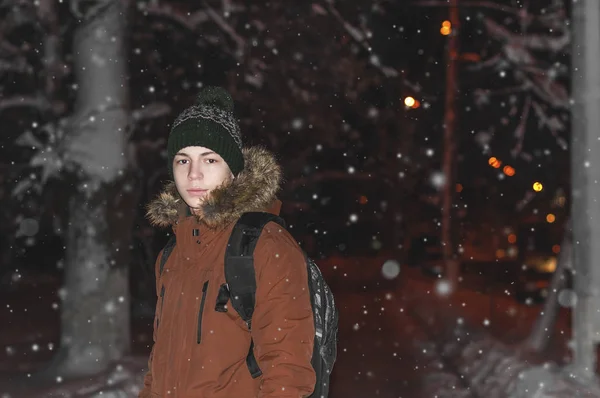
left=167, top=86, right=244, bottom=176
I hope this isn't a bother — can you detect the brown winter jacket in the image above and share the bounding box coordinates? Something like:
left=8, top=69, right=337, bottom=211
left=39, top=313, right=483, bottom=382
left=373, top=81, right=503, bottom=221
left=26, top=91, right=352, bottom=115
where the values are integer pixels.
left=139, top=147, right=316, bottom=398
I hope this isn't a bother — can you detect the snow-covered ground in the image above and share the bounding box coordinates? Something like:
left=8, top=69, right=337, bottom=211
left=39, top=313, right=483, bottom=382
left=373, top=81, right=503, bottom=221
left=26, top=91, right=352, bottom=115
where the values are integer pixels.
left=0, top=257, right=597, bottom=397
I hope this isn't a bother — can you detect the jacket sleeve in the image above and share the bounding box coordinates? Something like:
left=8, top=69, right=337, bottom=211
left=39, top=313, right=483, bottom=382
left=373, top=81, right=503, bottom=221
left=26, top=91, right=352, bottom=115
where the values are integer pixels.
left=139, top=250, right=163, bottom=398
left=252, top=223, right=316, bottom=398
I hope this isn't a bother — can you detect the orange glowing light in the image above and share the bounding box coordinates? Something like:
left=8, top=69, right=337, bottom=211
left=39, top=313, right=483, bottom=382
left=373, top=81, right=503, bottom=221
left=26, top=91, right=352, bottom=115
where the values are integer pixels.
left=440, top=21, right=452, bottom=35
left=533, top=182, right=543, bottom=192
left=552, top=244, right=561, bottom=254
left=546, top=213, right=556, bottom=223
left=456, top=183, right=463, bottom=193
left=503, top=165, right=515, bottom=176
left=488, top=157, right=502, bottom=169
left=508, top=234, right=517, bottom=244
left=403, top=96, right=420, bottom=109
left=359, top=195, right=368, bottom=205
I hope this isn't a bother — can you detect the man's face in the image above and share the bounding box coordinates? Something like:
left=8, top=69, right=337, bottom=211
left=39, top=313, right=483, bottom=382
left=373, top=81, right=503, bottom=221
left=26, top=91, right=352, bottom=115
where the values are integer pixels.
left=173, top=146, right=234, bottom=211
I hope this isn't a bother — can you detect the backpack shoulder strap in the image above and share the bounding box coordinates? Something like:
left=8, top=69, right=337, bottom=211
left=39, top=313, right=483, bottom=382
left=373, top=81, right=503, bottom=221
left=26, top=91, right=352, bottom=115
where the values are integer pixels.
left=159, top=235, right=177, bottom=276
left=225, top=212, right=286, bottom=378
left=225, top=212, right=286, bottom=322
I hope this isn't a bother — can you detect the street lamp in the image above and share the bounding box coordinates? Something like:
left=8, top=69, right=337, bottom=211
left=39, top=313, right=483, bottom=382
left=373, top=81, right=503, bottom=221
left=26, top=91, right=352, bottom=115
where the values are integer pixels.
left=404, top=96, right=420, bottom=109
left=503, top=165, right=515, bottom=176
left=440, top=20, right=451, bottom=36
left=488, top=156, right=502, bottom=168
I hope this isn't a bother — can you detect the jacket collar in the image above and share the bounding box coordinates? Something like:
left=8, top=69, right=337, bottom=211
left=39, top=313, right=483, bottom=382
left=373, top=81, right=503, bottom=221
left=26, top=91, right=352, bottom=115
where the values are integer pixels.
left=146, top=146, right=283, bottom=230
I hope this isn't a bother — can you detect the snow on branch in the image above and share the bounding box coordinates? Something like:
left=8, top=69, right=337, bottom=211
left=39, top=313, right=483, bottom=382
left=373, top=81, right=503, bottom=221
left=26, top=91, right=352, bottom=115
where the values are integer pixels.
left=412, top=0, right=521, bottom=15
left=0, top=95, right=51, bottom=113
left=483, top=18, right=570, bottom=54
left=320, top=1, right=399, bottom=78
left=510, top=95, right=531, bottom=157
left=530, top=100, right=568, bottom=150
left=140, top=2, right=245, bottom=58
left=131, top=102, right=171, bottom=122
left=69, top=0, right=113, bottom=22
left=142, top=2, right=209, bottom=32
left=202, top=1, right=246, bottom=57
left=0, top=57, right=32, bottom=74
left=475, top=7, right=569, bottom=109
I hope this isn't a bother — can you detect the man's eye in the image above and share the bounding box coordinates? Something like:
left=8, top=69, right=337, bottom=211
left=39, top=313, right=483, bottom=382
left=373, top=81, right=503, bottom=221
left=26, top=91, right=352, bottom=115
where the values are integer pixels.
left=206, top=159, right=217, bottom=164
left=176, top=159, right=188, bottom=165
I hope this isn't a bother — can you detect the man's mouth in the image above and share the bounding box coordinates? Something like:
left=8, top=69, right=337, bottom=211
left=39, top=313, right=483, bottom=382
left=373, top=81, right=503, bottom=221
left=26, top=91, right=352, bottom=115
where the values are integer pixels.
left=187, top=189, right=208, bottom=197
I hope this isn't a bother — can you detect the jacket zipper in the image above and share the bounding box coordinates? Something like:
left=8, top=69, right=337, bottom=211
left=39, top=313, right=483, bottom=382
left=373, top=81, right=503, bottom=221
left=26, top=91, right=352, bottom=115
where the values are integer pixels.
left=157, top=285, right=166, bottom=328
left=197, top=281, right=209, bottom=344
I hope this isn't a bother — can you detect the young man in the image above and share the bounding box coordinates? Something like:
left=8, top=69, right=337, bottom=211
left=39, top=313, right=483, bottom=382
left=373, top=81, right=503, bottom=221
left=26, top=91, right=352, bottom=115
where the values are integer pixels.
left=139, top=87, right=316, bottom=397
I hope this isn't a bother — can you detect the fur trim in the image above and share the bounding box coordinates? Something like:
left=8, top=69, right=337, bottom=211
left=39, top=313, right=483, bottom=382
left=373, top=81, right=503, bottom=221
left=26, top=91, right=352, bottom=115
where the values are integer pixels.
left=146, top=146, right=282, bottom=229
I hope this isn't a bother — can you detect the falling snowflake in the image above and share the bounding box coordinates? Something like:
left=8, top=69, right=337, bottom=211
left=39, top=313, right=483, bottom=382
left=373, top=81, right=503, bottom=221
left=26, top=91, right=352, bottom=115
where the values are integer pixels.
left=291, top=118, right=304, bottom=130
left=435, top=279, right=452, bottom=297
left=558, top=289, right=577, bottom=308
left=430, top=172, right=446, bottom=190
left=105, top=301, right=116, bottom=314
left=16, top=218, right=39, bottom=238
left=367, top=107, right=379, bottom=118
left=381, top=260, right=401, bottom=280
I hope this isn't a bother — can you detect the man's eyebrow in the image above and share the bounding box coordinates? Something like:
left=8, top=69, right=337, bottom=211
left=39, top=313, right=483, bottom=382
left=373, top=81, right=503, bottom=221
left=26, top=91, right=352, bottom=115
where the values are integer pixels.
left=175, top=151, right=216, bottom=157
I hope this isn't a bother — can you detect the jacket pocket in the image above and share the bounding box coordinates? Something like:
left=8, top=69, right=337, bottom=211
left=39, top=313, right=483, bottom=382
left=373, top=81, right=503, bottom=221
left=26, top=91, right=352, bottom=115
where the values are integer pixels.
left=197, top=281, right=209, bottom=344
left=157, top=285, right=166, bottom=329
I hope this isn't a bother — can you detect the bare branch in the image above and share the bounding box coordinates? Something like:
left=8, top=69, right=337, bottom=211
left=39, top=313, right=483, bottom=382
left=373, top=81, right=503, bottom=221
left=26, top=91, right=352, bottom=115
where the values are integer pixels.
left=411, top=0, right=521, bottom=15
left=0, top=95, right=51, bottom=113
left=511, top=95, right=531, bottom=157
left=320, top=1, right=399, bottom=78
left=516, top=70, right=568, bottom=109
left=0, top=57, right=32, bottom=74
left=0, top=39, right=22, bottom=57
left=143, top=2, right=209, bottom=31
left=484, top=17, right=570, bottom=54
left=202, top=1, right=246, bottom=57
left=531, top=100, right=568, bottom=150
left=476, top=83, right=529, bottom=100
left=516, top=190, right=536, bottom=211
left=131, top=102, right=171, bottom=122
left=69, top=0, right=114, bottom=21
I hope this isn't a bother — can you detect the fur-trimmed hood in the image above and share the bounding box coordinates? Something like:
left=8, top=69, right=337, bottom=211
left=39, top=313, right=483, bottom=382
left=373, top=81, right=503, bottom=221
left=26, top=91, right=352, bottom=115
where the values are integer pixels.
left=146, top=146, right=282, bottom=229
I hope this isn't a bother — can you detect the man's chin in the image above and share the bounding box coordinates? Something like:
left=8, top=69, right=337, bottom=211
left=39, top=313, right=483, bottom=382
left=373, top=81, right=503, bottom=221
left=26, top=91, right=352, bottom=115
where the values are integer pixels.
left=185, top=198, right=206, bottom=213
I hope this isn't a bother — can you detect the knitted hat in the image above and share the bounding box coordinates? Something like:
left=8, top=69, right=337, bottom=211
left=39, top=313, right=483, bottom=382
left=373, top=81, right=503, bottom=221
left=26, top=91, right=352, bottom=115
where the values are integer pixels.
left=167, top=86, right=244, bottom=176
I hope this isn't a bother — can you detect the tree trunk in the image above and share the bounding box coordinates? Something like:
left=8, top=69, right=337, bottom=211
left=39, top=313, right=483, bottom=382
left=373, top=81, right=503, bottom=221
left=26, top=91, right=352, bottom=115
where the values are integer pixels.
left=37, top=0, right=134, bottom=380
left=570, top=0, right=600, bottom=380
left=441, top=0, right=460, bottom=289
left=38, top=0, right=62, bottom=111
left=523, top=221, right=572, bottom=353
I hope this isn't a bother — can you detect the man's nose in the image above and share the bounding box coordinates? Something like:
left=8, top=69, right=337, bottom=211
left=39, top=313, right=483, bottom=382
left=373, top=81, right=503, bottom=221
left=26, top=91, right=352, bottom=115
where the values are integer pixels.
left=188, top=163, right=203, bottom=180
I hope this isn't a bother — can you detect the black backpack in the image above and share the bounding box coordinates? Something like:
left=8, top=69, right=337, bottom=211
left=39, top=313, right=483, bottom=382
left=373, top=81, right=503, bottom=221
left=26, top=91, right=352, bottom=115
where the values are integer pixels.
left=158, top=212, right=338, bottom=397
